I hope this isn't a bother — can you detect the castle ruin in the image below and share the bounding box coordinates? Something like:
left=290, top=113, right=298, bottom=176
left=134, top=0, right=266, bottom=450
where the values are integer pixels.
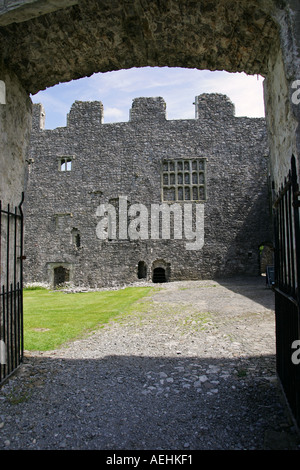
left=23, top=93, right=272, bottom=288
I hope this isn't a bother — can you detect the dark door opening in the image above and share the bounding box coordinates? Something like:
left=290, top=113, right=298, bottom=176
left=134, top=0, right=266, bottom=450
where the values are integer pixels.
left=152, top=267, right=166, bottom=283
left=54, top=266, right=70, bottom=287
left=138, top=261, right=147, bottom=279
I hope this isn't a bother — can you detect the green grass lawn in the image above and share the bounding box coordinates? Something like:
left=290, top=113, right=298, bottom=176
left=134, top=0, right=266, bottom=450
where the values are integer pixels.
left=23, top=286, right=152, bottom=351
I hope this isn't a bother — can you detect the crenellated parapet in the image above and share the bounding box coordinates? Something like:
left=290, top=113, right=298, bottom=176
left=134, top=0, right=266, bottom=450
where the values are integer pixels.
left=31, top=93, right=240, bottom=131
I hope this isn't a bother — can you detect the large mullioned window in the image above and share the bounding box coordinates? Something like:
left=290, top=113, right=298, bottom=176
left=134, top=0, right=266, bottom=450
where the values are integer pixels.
left=161, top=158, right=206, bottom=202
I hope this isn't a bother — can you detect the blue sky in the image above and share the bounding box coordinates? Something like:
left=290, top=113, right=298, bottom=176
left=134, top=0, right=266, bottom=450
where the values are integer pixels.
left=31, top=67, right=265, bottom=129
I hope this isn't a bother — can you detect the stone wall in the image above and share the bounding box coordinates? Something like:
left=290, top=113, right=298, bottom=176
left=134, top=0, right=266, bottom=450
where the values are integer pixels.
left=0, top=0, right=279, bottom=95
left=23, top=94, right=272, bottom=288
left=0, top=63, right=32, bottom=207
left=0, top=63, right=31, bottom=289
left=263, top=1, right=300, bottom=191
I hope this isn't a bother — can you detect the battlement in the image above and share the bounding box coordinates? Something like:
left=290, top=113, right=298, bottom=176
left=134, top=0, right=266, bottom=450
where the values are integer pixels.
left=67, top=100, right=104, bottom=127
left=129, top=97, right=167, bottom=122
left=195, top=93, right=235, bottom=120
left=32, top=102, right=46, bottom=131
left=31, top=93, right=239, bottom=131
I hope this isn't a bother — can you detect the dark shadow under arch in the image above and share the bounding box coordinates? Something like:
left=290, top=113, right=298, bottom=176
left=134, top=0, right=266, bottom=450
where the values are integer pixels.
left=152, top=267, right=167, bottom=283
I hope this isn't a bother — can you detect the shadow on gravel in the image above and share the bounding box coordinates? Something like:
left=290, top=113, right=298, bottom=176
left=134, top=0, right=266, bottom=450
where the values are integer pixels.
left=215, top=276, right=275, bottom=311
left=1, top=351, right=299, bottom=451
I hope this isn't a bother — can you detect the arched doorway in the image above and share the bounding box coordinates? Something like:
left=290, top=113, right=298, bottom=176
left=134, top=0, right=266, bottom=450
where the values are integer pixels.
left=151, top=260, right=170, bottom=283
left=259, top=243, right=274, bottom=275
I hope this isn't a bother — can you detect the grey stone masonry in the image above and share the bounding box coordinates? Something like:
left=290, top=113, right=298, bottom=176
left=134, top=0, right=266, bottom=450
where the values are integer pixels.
left=0, top=1, right=79, bottom=26
left=23, top=93, right=272, bottom=288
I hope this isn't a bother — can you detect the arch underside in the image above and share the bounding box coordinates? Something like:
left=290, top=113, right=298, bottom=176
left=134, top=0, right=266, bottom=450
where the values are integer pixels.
left=0, top=0, right=280, bottom=95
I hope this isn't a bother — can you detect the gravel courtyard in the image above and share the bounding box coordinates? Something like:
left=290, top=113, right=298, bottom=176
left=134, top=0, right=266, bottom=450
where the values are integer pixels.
left=0, top=276, right=299, bottom=451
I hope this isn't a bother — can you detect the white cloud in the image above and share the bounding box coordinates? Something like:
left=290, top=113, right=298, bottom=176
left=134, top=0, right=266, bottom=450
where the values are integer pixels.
left=103, top=107, right=126, bottom=121
left=197, top=71, right=265, bottom=117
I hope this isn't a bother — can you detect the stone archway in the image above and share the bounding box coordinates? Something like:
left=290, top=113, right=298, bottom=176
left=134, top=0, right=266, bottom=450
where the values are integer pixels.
left=1, top=1, right=300, bottom=210
left=0, top=1, right=280, bottom=94
left=151, top=259, right=170, bottom=283
left=1, top=0, right=300, bottom=427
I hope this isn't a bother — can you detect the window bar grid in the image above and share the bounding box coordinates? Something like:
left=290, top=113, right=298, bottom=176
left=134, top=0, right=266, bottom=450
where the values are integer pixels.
left=161, top=159, right=206, bottom=202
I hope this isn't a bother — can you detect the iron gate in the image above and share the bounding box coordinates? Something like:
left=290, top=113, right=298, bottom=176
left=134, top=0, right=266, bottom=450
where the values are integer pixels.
left=273, top=155, right=300, bottom=427
left=0, top=193, right=24, bottom=385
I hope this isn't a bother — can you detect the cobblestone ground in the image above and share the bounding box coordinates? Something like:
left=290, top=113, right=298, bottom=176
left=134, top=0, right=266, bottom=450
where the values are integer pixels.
left=0, top=276, right=299, bottom=451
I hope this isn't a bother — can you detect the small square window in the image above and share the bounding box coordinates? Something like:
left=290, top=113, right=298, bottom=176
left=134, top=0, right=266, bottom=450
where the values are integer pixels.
left=58, top=156, right=74, bottom=171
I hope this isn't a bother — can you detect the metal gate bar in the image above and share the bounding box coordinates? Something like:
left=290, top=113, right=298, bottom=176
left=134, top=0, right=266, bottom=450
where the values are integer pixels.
left=0, top=194, right=24, bottom=385
left=273, top=155, right=300, bottom=427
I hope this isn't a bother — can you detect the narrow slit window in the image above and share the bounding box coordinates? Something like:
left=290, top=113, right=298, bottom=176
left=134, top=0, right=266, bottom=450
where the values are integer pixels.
left=75, top=233, right=81, bottom=248
left=71, top=228, right=81, bottom=248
